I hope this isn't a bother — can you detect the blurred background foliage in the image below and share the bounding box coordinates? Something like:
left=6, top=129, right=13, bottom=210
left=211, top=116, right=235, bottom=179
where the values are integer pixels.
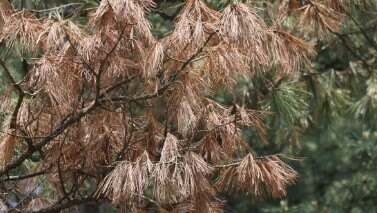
left=221, top=0, right=377, bottom=212
left=1, top=0, right=377, bottom=212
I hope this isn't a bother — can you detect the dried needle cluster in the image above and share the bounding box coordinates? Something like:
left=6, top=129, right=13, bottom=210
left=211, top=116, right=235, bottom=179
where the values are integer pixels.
left=0, top=0, right=346, bottom=212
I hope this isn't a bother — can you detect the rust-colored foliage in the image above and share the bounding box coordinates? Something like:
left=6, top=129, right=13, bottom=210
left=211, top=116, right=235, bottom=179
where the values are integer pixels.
left=0, top=0, right=345, bottom=212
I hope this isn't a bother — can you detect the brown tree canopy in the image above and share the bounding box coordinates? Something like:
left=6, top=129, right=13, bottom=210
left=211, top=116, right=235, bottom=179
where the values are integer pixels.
left=0, top=0, right=345, bottom=212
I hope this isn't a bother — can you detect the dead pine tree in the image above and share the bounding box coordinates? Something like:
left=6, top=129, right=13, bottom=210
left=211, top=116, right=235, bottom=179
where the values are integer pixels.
left=0, top=0, right=345, bottom=212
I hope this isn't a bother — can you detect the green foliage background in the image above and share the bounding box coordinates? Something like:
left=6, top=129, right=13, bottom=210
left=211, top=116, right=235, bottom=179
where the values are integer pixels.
left=220, top=1, right=377, bottom=212
left=1, top=0, right=377, bottom=212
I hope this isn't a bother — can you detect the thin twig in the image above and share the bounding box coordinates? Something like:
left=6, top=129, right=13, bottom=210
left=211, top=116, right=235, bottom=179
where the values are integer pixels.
left=29, top=3, right=85, bottom=13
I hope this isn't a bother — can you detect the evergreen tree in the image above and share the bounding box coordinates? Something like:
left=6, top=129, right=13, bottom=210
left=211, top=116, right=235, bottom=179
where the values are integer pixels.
left=0, top=0, right=375, bottom=212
